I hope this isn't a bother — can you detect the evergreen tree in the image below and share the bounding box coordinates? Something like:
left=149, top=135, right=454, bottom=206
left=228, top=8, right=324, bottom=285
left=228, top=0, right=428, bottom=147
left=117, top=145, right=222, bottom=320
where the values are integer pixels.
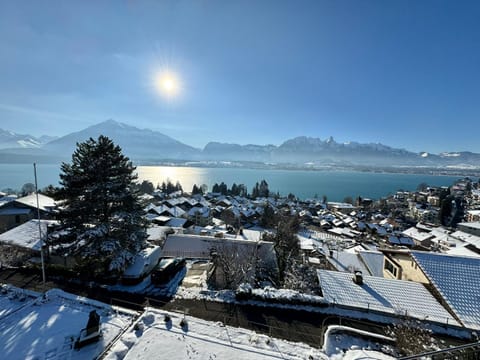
left=166, top=180, right=175, bottom=194
left=252, top=182, right=260, bottom=199
left=238, top=184, right=248, bottom=197
left=41, top=184, right=60, bottom=197
left=230, top=183, right=239, bottom=196
left=21, top=182, right=36, bottom=196
left=160, top=181, right=167, bottom=193
left=175, top=180, right=183, bottom=193
left=439, top=195, right=454, bottom=226
left=261, top=204, right=277, bottom=228
left=138, top=180, right=154, bottom=194
left=55, top=136, right=146, bottom=276
left=191, top=184, right=203, bottom=195
left=192, top=184, right=199, bottom=195
left=259, top=179, right=269, bottom=198
left=219, top=181, right=228, bottom=195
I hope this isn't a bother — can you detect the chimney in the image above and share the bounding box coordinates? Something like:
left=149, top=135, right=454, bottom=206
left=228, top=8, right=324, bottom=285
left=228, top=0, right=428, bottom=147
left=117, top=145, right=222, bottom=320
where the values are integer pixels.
left=353, top=270, right=363, bottom=285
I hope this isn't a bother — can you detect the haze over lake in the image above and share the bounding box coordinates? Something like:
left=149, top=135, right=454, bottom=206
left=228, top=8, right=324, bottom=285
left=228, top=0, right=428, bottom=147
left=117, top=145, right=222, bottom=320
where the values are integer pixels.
left=0, top=164, right=461, bottom=201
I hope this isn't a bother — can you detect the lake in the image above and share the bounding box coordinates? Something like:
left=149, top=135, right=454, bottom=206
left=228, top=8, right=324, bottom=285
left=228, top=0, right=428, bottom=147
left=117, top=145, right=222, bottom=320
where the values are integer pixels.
left=0, top=164, right=461, bottom=201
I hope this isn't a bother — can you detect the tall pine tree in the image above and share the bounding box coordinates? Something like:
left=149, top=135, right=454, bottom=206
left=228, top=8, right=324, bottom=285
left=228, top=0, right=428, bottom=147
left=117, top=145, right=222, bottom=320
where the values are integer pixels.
left=56, top=135, right=146, bottom=276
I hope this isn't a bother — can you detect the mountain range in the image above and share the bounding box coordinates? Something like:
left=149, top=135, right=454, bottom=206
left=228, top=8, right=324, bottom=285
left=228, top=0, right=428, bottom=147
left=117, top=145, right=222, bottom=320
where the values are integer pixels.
left=1, top=119, right=479, bottom=168
left=0, top=129, right=57, bottom=150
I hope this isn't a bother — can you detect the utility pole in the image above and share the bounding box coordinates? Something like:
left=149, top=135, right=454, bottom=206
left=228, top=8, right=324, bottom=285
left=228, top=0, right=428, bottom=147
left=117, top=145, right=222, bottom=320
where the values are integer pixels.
left=34, top=163, right=46, bottom=288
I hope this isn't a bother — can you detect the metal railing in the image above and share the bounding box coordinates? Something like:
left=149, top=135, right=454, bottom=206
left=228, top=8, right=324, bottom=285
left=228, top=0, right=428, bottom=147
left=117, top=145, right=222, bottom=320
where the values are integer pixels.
left=399, top=341, right=480, bottom=360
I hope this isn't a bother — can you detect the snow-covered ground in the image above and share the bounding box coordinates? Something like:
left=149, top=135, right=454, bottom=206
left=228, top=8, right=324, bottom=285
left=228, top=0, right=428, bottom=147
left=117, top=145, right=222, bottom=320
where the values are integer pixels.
left=323, top=326, right=394, bottom=358
left=0, top=288, right=137, bottom=360
left=105, top=308, right=395, bottom=360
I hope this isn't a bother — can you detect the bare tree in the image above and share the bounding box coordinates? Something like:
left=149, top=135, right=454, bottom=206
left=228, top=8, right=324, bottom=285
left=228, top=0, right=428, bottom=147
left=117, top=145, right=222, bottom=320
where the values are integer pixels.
left=386, top=318, right=436, bottom=356
left=210, top=240, right=275, bottom=290
left=283, top=259, right=319, bottom=294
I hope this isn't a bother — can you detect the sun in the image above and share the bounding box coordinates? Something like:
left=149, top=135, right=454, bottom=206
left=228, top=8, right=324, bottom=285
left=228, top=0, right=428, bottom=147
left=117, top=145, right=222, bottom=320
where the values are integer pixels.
left=154, top=70, right=181, bottom=99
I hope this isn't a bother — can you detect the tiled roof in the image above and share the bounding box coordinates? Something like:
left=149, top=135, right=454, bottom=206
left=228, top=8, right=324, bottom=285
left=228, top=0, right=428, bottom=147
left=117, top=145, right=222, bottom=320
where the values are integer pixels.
left=412, top=251, right=480, bottom=329
left=318, top=269, right=458, bottom=326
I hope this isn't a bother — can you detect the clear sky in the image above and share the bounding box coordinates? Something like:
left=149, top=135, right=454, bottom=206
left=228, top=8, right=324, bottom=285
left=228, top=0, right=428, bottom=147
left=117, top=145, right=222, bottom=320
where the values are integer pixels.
left=1, top=0, right=479, bottom=153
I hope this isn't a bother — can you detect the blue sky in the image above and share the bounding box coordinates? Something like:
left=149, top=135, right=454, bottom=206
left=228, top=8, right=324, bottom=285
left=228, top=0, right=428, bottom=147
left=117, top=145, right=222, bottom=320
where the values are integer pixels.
left=0, top=0, right=479, bottom=153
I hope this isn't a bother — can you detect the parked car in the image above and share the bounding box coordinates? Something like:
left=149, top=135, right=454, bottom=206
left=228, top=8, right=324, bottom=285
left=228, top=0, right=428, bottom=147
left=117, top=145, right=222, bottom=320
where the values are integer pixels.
left=151, top=257, right=186, bottom=285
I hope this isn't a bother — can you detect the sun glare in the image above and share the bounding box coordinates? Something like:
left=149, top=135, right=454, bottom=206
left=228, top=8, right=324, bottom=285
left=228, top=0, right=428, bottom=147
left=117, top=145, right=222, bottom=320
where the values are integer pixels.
left=155, top=70, right=181, bottom=99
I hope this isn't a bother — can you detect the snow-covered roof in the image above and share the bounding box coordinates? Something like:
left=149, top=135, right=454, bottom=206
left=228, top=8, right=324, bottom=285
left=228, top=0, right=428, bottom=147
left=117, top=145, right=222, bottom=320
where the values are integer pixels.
left=0, top=219, right=58, bottom=251
left=326, top=250, right=370, bottom=274
left=237, top=229, right=263, bottom=242
left=411, top=251, right=480, bottom=329
left=298, top=234, right=315, bottom=251
left=104, top=308, right=327, bottom=360
left=318, top=269, right=458, bottom=325
left=446, top=243, right=480, bottom=258
left=0, top=288, right=134, bottom=360
left=146, top=226, right=171, bottom=241
left=0, top=284, right=39, bottom=318
left=166, top=217, right=188, bottom=228
left=188, top=206, right=210, bottom=217
left=402, top=227, right=434, bottom=242
left=14, top=193, right=56, bottom=212
left=458, top=221, right=480, bottom=230
left=451, top=230, right=480, bottom=249
left=149, top=215, right=171, bottom=223
left=162, top=234, right=275, bottom=263
left=0, top=195, right=17, bottom=207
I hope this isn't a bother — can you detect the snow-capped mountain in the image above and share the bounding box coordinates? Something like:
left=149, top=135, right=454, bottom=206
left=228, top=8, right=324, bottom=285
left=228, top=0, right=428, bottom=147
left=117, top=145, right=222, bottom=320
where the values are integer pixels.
left=0, top=129, right=56, bottom=149
left=43, top=119, right=199, bottom=161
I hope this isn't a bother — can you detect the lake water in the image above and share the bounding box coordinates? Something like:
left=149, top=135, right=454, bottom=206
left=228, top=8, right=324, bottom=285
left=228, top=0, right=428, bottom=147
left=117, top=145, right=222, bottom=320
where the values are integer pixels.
left=0, top=164, right=461, bottom=201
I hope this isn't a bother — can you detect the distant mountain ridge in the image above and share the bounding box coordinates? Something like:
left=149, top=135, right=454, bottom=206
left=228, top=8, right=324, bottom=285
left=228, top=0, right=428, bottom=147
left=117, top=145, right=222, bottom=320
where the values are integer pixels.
left=43, top=119, right=199, bottom=160
left=0, top=129, right=56, bottom=150
left=1, top=120, right=480, bottom=168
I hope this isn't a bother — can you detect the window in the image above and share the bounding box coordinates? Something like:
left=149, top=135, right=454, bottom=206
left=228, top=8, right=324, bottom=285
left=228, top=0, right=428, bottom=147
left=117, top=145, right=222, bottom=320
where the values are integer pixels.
left=384, top=259, right=398, bottom=277
left=15, top=215, right=20, bottom=223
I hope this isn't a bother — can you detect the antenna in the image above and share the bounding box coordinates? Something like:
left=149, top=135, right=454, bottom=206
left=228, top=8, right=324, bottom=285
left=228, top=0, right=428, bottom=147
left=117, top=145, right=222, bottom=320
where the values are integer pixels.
left=34, top=163, right=46, bottom=287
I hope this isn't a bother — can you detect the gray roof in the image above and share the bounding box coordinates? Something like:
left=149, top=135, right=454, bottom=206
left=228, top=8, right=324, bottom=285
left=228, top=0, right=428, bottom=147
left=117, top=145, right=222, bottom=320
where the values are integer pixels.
left=318, top=269, right=458, bottom=325
left=412, top=251, right=480, bottom=329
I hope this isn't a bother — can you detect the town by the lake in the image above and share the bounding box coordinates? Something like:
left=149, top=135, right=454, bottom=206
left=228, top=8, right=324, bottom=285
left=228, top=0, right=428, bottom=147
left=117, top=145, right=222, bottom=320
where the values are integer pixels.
left=1, top=140, right=480, bottom=359
left=2, top=1, right=480, bottom=359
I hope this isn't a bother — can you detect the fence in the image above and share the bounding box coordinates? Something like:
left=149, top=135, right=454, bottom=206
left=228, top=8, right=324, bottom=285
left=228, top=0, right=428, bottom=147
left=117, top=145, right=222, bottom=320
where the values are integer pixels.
left=399, top=341, right=480, bottom=360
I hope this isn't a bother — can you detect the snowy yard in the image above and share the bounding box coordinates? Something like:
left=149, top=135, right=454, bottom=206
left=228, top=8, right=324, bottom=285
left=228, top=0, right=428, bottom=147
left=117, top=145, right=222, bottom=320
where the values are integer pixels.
left=0, top=288, right=137, bottom=360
